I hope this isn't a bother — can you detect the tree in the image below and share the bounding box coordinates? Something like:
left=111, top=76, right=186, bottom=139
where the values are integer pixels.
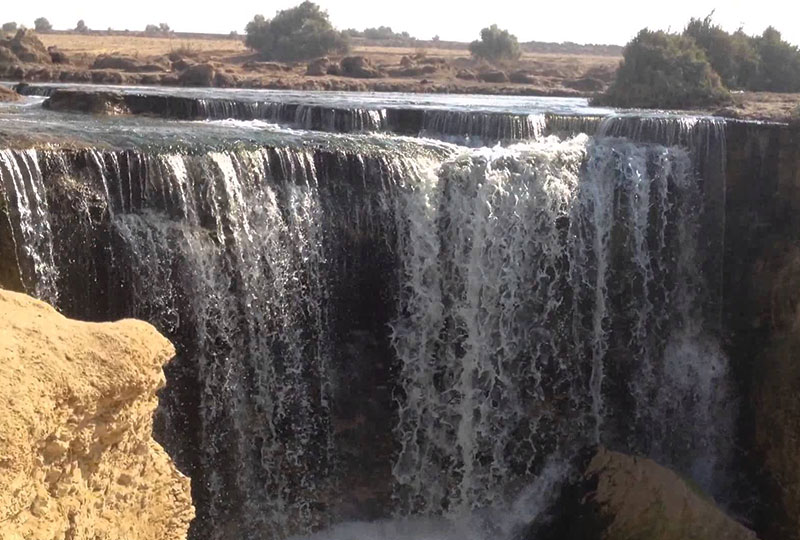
left=245, top=1, right=349, bottom=62
left=751, top=27, right=800, bottom=92
left=684, top=15, right=760, bottom=89
left=2, top=22, right=18, bottom=33
left=145, top=23, right=171, bottom=35
left=34, top=17, right=53, bottom=32
left=598, top=29, right=731, bottom=109
left=76, top=20, right=89, bottom=33
left=469, top=24, right=521, bottom=62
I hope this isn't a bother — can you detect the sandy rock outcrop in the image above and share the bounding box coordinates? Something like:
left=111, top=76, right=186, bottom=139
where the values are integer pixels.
left=532, top=448, right=757, bottom=540
left=0, top=290, right=193, bottom=540
left=0, top=85, right=20, bottom=102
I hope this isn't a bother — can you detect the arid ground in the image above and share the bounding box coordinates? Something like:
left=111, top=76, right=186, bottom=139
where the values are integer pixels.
left=2, top=31, right=799, bottom=121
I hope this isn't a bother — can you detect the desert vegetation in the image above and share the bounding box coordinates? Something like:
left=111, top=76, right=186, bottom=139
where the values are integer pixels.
left=601, top=14, right=800, bottom=109
left=469, top=25, right=521, bottom=63
left=598, top=29, right=731, bottom=108
left=245, top=1, right=349, bottom=61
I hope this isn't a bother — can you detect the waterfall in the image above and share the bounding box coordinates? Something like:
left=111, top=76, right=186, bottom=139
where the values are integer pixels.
left=0, top=111, right=734, bottom=540
left=419, top=111, right=546, bottom=145
left=0, top=148, right=58, bottom=303
left=391, top=134, right=732, bottom=517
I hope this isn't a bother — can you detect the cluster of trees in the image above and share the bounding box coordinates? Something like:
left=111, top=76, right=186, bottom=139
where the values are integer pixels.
left=145, top=23, right=172, bottom=35
left=2, top=18, right=52, bottom=33
left=344, top=26, right=414, bottom=41
left=684, top=16, right=800, bottom=92
left=602, top=16, right=800, bottom=108
left=244, top=1, right=523, bottom=65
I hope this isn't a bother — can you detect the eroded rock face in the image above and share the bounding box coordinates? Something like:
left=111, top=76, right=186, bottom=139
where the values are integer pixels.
left=753, top=247, right=800, bottom=540
left=533, top=448, right=757, bottom=540
left=0, top=290, right=194, bottom=540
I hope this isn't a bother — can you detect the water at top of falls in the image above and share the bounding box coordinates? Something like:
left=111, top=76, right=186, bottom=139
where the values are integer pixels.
left=8, top=81, right=614, bottom=115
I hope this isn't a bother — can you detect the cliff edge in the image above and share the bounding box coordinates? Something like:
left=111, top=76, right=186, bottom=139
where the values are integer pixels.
left=0, top=289, right=193, bottom=540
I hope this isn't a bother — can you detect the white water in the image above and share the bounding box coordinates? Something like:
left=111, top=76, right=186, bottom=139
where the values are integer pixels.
left=0, top=117, right=734, bottom=540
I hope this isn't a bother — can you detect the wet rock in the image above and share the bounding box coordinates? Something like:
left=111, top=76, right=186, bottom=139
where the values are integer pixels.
left=530, top=448, right=758, bottom=540
left=478, top=70, right=509, bottom=83
left=0, top=290, right=194, bottom=540
left=44, top=89, right=130, bottom=115
left=179, top=63, right=215, bottom=86
left=306, top=57, right=331, bottom=76
left=340, top=56, right=383, bottom=79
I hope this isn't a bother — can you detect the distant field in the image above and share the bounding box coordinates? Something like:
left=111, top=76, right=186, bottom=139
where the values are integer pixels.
left=39, top=34, right=247, bottom=60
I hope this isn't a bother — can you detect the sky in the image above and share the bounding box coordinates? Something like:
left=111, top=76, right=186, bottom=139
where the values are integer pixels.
left=4, top=0, right=800, bottom=46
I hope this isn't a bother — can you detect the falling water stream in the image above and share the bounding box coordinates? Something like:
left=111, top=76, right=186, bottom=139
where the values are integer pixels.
left=0, top=86, right=734, bottom=540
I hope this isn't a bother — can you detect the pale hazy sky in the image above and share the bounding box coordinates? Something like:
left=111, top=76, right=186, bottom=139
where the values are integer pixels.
left=4, top=0, right=800, bottom=46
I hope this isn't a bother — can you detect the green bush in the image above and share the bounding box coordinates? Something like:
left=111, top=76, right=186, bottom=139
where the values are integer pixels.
left=751, top=27, right=800, bottom=92
left=34, top=18, right=52, bottom=32
left=598, top=29, right=731, bottom=109
left=245, top=1, right=349, bottom=62
left=2, top=22, right=18, bottom=33
left=684, top=16, right=760, bottom=89
left=469, top=25, right=521, bottom=63
left=683, top=17, right=800, bottom=92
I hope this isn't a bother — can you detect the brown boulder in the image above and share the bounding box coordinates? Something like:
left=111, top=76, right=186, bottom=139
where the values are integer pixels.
left=478, top=70, right=509, bottom=83
left=179, top=63, right=215, bottom=86
left=509, top=70, right=537, bottom=84
left=48, top=46, right=69, bottom=64
left=306, top=57, right=330, bottom=76
left=214, top=71, right=238, bottom=87
left=532, top=448, right=757, bottom=540
left=0, top=45, right=19, bottom=65
left=44, top=89, right=130, bottom=114
left=456, top=69, right=477, bottom=80
left=0, top=85, right=20, bottom=102
left=340, top=56, right=383, bottom=79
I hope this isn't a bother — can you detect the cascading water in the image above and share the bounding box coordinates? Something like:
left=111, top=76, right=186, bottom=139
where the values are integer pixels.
left=391, top=134, right=732, bottom=521
left=0, top=90, right=737, bottom=540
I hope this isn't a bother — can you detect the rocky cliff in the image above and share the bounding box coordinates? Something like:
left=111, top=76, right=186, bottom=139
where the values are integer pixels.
left=0, top=289, right=193, bottom=540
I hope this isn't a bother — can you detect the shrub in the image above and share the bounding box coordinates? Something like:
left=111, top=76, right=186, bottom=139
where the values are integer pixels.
left=2, top=22, right=18, bottom=33
left=145, top=23, right=171, bottom=35
left=598, top=29, right=731, bottom=109
left=363, top=26, right=412, bottom=41
left=245, top=1, right=349, bottom=62
left=75, top=20, right=89, bottom=33
left=34, top=18, right=52, bottom=32
left=751, top=27, right=800, bottom=92
left=683, top=16, right=761, bottom=89
left=469, top=25, right=521, bottom=63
